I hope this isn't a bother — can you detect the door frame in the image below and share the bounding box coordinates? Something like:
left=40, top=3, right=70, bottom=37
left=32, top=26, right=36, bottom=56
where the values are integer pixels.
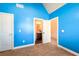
left=33, top=17, right=43, bottom=45
left=0, top=12, right=14, bottom=50
left=50, top=16, right=59, bottom=47
left=11, top=13, right=14, bottom=49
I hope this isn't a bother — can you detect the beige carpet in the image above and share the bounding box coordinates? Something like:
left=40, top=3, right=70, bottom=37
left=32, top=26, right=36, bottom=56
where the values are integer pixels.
left=0, top=39, right=74, bottom=56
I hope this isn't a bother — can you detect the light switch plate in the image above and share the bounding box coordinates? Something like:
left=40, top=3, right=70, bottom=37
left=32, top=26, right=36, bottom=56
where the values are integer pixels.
left=19, top=29, right=21, bottom=32
left=61, top=29, right=64, bottom=33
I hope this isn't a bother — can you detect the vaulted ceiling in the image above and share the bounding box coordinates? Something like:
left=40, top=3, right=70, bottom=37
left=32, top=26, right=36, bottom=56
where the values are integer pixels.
left=43, top=3, right=65, bottom=14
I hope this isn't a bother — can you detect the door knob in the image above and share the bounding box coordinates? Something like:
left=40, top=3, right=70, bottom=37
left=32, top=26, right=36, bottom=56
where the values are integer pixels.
left=9, top=33, right=12, bottom=36
left=42, top=32, right=45, bottom=34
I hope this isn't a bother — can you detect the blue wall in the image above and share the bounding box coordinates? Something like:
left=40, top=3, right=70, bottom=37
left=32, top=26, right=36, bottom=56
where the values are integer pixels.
left=1, top=3, right=79, bottom=53
left=50, top=3, right=79, bottom=53
left=0, top=3, right=49, bottom=47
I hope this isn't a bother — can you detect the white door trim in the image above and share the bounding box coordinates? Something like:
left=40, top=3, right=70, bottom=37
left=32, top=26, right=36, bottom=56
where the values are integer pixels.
left=50, top=16, right=59, bottom=47
left=12, top=14, right=14, bottom=49
left=33, top=17, right=43, bottom=45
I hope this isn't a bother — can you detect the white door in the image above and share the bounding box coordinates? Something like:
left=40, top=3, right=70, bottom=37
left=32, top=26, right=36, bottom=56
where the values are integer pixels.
left=43, top=20, right=51, bottom=43
left=0, top=13, right=14, bottom=52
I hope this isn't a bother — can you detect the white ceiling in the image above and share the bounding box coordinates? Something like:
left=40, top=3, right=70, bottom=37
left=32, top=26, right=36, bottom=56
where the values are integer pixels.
left=43, top=3, right=65, bottom=14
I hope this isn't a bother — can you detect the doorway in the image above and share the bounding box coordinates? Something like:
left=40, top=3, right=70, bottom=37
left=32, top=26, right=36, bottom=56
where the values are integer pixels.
left=34, top=18, right=43, bottom=45
left=50, top=17, right=58, bottom=47
left=34, top=18, right=43, bottom=47
left=34, top=18, right=51, bottom=46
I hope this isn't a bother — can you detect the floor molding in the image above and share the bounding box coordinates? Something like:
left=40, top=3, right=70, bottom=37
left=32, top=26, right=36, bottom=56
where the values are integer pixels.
left=58, top=44, right=79, bottom=56
left=13, top=44, right=34, bottom=50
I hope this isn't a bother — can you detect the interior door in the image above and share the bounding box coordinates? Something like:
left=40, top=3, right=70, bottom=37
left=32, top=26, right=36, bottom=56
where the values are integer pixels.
left=43, top=20, right=51, bottom=43
left=0, top=13, right=14, bottom=52
left=50, top=17, right=58, bottom=47
left=51, top=18, right=58, bottom=40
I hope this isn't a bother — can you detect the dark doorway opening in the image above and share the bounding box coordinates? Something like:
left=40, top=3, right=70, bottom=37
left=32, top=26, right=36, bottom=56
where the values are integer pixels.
left=35, top=19, right=43, bottom=44
left=35, top=32, right=42, bottom=44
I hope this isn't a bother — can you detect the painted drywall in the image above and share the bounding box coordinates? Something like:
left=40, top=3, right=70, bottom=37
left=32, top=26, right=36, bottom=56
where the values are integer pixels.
left=50, top=3, right=79, bottom=53
left=0, top=3, right=49, bottom=47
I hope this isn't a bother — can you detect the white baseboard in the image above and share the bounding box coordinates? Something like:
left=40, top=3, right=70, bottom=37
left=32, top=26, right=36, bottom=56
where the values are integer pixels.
left=13, top=44, right=34, bottom=50
left=58, top=44, right=79, bottom=56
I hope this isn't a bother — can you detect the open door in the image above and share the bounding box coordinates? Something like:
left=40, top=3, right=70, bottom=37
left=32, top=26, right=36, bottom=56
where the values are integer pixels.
left=0, top=12, right=14, bottom=52
left=43, top=20, right=51, bottom=43
left=50, top=17, right=58, bottom=46
left=34, top=18, right=51, bottom=45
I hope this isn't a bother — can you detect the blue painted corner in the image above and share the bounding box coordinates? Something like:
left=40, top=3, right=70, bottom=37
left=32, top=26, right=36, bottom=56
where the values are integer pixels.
left=50, top=3, right=79, bottom=53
